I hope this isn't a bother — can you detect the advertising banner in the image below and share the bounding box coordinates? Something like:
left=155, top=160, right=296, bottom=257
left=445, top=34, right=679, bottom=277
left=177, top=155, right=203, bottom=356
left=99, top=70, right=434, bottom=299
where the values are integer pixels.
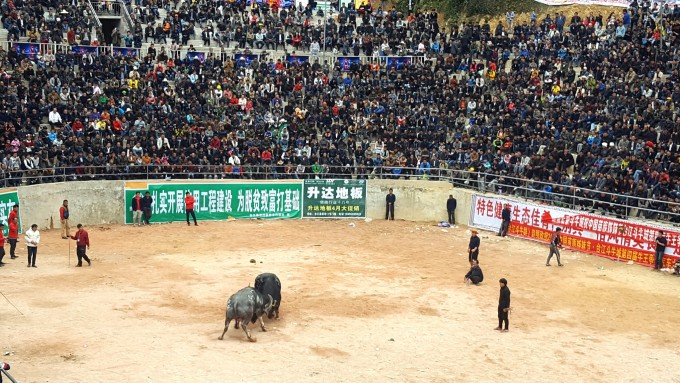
left=113, top=47, right=138, bottom=57
left=14, top=43, right=39, bottom=59
left=0, top=190, right=21, bottom=237
left=533, top=0, right=630, bottom=6
left=187, top=52, right=206, bottom=62
left=286, top=55, right=310, bottom=65
left=302, top=179, right=366, bottom=218
left=337, top=56, right=360, bottom=71
left=386, top=56, right=412, bottom=70
left=125, top=182, right=302, bottom=224
left=71, top=45, right=99, bottom=56
left=234, top=54, right=260, bottom=67
left=469, top=195, right=679, bottom=268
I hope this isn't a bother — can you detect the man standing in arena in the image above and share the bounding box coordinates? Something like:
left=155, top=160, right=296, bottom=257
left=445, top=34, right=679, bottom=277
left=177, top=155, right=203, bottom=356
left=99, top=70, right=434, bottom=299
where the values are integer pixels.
left=8, top=216, right=19, bottom=259
left=498, top=204, right=511, bottom=237
left=70, top=224, right=91, bottom=267
left=385, top=188, right=395, bottom=220
left=0, top=223, right=6, bottom=266
left=447, top=195, right=457, bottom=225
left=185, top=192, right=198, bottom=226
left=468, top=230, right=480, bottom=265
left=546, top=227, right=563, bottom=266
left=654, top=230, right=667, bottom=270
left=8, top=204, right=18, bottom=226
left=495, top=278, right=511, bottom=332
left=60, top=199, right=70, bottom=239
left=25, top=224, right=40, bottom=268
left=141, top=191, right=153, bottom=225
left=131, top=191, right=143, bottom=226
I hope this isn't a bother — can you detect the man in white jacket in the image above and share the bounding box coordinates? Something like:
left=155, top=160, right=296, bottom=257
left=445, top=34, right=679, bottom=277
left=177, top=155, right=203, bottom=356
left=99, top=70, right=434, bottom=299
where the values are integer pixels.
left=25, top=224, right=40, bottom=268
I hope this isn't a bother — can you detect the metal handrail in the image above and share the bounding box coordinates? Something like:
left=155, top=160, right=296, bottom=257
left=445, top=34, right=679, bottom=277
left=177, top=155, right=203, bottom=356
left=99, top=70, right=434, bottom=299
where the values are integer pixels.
left=1, top=40, right=432, bottom=66
left=6, top=164, right=679, bottom=220
left=86, top=0, right=103, bottom=29
left=445, top=168, right=680, bottom=221
left=90, top=0, right=133, bottom=30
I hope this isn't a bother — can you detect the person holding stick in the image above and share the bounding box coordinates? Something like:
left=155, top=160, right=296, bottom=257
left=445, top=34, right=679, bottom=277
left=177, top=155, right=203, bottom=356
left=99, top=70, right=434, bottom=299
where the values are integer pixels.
left=70, top=224, right=91, bottom=267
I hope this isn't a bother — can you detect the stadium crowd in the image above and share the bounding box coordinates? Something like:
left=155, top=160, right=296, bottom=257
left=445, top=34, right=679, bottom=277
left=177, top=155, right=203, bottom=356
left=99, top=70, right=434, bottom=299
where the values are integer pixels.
left=0, top=0, right=679, bottom=220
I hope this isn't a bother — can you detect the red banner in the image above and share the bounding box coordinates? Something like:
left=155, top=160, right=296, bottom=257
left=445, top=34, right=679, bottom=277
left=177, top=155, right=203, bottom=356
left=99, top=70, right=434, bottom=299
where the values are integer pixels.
left=470, top=195, right=679, bottom=268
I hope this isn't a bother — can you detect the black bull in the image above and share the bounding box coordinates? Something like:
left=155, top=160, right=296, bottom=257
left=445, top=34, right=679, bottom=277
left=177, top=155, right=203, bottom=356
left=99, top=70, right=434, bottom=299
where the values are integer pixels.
left=254, top=273, right=281, bottom=319
left=218, top=287, right=274, bottom=342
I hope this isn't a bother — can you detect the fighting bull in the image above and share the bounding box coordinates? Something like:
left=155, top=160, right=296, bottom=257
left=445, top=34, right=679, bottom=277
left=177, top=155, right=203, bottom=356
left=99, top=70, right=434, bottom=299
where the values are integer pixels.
left=218, top=287, right=274, bottom=342
left=254, top=273, right=281, bottom=320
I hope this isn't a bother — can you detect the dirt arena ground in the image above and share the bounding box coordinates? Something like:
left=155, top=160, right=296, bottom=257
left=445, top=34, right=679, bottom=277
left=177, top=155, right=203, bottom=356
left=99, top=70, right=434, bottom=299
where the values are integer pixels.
left=1, top=219, right=679, bottom=383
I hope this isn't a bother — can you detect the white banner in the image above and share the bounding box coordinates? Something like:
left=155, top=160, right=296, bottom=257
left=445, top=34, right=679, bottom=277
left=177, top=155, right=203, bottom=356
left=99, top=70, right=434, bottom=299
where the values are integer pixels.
left=468, top=195, right=679, bottom=268
left=533, top=0, right=630, bottom=7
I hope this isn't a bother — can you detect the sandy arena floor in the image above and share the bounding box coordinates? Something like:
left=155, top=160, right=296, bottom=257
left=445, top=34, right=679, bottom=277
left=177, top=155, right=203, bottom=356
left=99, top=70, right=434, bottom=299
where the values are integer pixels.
left=1, top=219, right=679, bottom=383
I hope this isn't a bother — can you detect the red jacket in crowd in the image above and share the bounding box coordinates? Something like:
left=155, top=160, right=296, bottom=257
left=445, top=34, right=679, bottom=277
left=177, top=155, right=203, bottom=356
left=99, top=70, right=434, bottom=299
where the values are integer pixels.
left=8, top=221, right=18, bottom=240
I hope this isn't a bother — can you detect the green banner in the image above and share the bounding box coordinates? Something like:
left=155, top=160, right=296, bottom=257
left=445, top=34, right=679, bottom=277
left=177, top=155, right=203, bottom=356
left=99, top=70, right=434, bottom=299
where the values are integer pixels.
left=125, top=183, right=302, bottom=224
left=303, top=179, right=366, bottom=218
left=0, top=190, right=21, bottom=236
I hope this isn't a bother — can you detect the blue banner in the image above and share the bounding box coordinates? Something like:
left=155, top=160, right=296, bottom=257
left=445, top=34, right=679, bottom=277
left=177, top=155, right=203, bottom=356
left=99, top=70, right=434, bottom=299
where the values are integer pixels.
left=71, top=45, right=99, bottom=56
left=337, top=56, right=360, bottom=71
left=187, top=52, right=206, bottom=62
left=387, top=56, right=412, bottom=70
left=286, top=55, right=309, bottom=65
left=234, top=54, right=260, bottom=67
left=14, top=43, right=39, bottom=60
left=113, top=47, right=138, bottom=57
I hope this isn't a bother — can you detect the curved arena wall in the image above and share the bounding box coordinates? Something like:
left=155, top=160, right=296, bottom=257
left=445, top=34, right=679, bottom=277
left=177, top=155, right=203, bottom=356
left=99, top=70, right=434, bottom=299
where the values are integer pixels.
left=13, top=180, right=677, bottom=270
left=15, top=180, right=470, bottom=229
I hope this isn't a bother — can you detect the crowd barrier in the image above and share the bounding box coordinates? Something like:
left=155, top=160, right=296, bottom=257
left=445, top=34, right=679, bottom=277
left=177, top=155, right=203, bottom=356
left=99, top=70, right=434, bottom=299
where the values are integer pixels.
left=469, top=194, right=679, bottom=269
left=5, top=164, right=678, bottom=222
left=6, top=177, right=678, bottom=270
left=3, top=40, right=431, bottom=68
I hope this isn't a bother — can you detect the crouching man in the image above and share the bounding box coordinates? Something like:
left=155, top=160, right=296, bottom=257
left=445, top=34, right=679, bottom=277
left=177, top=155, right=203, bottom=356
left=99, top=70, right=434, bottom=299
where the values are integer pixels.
left=464, top=260, right=484, bottom=286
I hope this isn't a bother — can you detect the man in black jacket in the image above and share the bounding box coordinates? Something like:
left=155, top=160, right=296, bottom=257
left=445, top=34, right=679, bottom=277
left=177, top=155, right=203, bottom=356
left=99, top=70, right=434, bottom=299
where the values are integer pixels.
left=495, top=278, right=511, bottom=332
left=468, top=230, right=480, bottom=265
left=385, top=188, right=395, bottom=220
left=464, top=260, right=483, bottom=285
left=141, top=191, right=153, bottom=225
left=447, top=194, right=457, bottom=224
left=498, top=203, right=511, bottom=237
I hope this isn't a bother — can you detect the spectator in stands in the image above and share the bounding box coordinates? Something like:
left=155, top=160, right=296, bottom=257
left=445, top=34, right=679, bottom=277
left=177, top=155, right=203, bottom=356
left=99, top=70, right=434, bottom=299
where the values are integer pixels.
left=0, top=0, right=678, bottom=223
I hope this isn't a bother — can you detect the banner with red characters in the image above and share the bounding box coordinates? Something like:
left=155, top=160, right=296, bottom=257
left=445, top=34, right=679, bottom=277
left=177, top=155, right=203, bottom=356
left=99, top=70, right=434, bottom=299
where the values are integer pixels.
left=469, top=195, right=679, bottom=268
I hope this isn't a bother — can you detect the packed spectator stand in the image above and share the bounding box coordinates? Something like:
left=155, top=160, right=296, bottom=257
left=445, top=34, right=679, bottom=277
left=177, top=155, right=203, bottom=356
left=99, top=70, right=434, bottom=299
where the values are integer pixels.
left=0, top=0, right=679, bottom=222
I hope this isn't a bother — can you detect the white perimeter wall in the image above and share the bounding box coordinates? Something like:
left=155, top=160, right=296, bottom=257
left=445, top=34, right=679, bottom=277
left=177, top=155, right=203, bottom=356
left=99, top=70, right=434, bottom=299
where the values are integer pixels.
left=18, top=181, right=125, bottom=231
left=16, top=180, right=477, bottom=230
